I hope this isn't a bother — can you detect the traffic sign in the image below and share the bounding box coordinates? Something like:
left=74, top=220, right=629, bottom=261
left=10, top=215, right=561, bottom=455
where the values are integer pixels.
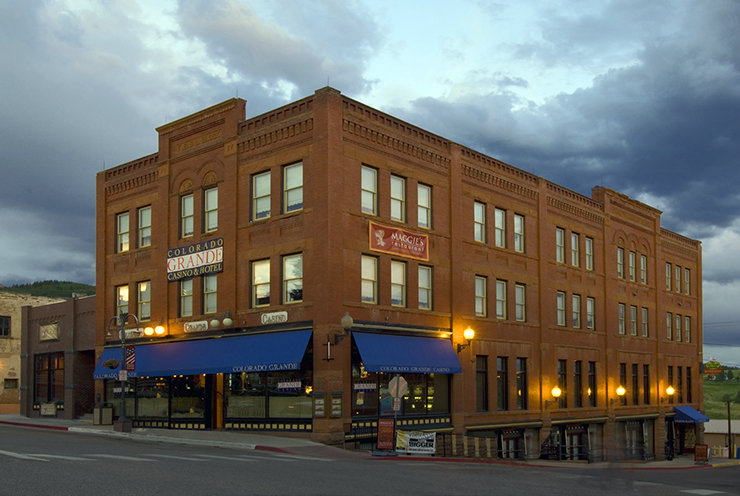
left=388, top=376, right=408, bottom=398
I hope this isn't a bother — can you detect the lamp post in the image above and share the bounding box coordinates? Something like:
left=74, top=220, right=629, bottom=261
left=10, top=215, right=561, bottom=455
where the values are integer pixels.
left=109, top=312, right=139, bottom=428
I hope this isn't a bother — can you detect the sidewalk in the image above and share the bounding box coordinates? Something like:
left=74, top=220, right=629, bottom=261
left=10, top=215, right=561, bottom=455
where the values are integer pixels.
left=2, top=414, right=738, bottom=469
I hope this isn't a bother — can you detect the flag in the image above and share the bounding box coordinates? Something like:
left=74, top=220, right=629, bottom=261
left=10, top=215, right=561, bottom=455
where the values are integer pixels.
left=125, top=346, right=136, bottom=371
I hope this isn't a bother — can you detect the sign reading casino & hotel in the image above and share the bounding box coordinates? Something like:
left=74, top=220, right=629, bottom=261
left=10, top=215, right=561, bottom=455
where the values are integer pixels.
left=369, top=222, right=429, bottom=261
left=167, top=237, right=224, bottom=281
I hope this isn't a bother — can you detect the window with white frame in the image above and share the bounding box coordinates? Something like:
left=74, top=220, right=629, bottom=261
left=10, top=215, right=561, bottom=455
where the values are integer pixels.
left=283, top=253, right=303, bottom=303
left=585, top=237, right=594, bottom=270
left=675, top=314, right=682, bottom=341
left=557, top=291, right=566, bottom=326
left=390, top=176, right=406, bottom=222
left=618, top=303, right=626, bottom=334
left=685, top=268, right=691, bottom=295
left=475, top=276, right=487, bottom=317
left=181, top=194, right=194, bottom=238
left=640, top=254, right=647, bottom=284
left=675, top=265, right=681, bottom=293
left=515, top=284, right=526, bottom=321
left=361, top=166, right=377, bottom=215
left=117, top=212, right=130, bottom=253
left=418, top=266, right=432, bottom=310
left=361, top=255, right=378, bottom=304
left=390, top=260, right=406, bottom=307
left=116, top=285, right=129, bottom=317
left=253, top=171, right=271, bottom=220
left=572, top=294, right=581, bottom=328
left=642, top=308, right=649, bottom=337
left=252, top=259, right=270, bottom=307
left=284, top=163, right=303, bottom=213
left=666, top=263, right=672, bottom=291
left=494, top=208, right=506, bottom=247
left=666, top=312, right=673, bottom=340
left=496, top=280, right=507, bottom=319
left=138, top=206, right=151, bottom=248
left=685, top=316, right=691, bottom=342
left=617, top=248, right=624, bottom=278
left=630, top=305, right=637, bottom=336
left=514, top=214, right=524, bottom=252
left=138, top=281, right=151, bottom=322
left=571, top=233, right=580, bottom=267
left=204, top=186, right=218, bottom=232
left=586, top=297, right=595, bottom=330
left=418, top=184, right=431, bottom=228
left=204, top=274, right=217, bottom=314
left=629, top=252, right=636, bottom=281
left=474, top=202, right=486, bottom=243
left=180, top=279, right=193, bottom=317
left=555, top=228, right=565, bottom=263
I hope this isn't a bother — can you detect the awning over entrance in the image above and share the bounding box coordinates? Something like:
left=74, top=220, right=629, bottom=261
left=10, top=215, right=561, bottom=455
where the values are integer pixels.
left=353, top=331, right=462, bottom=374
left=673, top=406, right=710, bottom=424
left=93, top=330, right=312, bottom=380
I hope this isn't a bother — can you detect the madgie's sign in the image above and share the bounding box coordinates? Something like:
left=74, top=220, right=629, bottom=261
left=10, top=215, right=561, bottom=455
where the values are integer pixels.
left=167, top=238, right=224, bottom=281
left=369, top=222, right=429, bottom=261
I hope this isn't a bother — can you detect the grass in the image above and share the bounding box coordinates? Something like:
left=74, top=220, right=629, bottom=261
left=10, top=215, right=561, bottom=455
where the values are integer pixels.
left=703, top=379, right=740, bottom=419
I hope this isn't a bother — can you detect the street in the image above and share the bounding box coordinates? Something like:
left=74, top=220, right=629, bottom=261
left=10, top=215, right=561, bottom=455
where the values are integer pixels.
left=1, top=425, right=739, bottom=496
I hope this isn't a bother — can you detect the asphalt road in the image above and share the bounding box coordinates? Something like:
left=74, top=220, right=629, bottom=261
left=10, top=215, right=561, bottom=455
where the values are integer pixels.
left=1, top=425, right=739, bottom=496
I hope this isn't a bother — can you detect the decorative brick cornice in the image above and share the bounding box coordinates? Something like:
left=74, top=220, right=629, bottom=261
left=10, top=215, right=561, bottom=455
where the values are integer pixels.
left=461, top=164, right=538, bottom=201
left=105, top=171, right=158, bottom=197
left=547, top=196, right=605, bottom=225
left=461, top=149, right=539, bottom=186
left=104, top=154, right=158, bottom=182
left=238, top=118, right=313, bottom=154
left=662, top=228, right=700, bottom=250
left=547, top=182, right=604, bottom=212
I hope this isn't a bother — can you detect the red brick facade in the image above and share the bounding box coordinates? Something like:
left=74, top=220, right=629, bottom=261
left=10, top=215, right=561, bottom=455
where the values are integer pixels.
left=96, top=87, right=702, bottom=460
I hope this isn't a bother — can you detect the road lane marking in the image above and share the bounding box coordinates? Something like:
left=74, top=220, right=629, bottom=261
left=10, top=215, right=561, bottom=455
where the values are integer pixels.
left=143, top=454, right=213, bottom=461
left=0, top=450, right=49, bottom=462
left=85, top=454, right=157, bottom=462
left=29, top=454, right=96, bottom=461
left=193, top=454, right=260, bottom=461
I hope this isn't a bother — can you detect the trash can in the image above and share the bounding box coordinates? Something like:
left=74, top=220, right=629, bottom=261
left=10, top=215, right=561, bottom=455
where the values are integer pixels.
left=93, top=402, right=113, bottom=425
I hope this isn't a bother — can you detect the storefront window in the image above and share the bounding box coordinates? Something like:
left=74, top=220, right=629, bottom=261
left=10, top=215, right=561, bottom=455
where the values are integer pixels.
left=136, top=377, right=169, bottom=418
left=225, top=369, right=313, bottom=419
left=171, top=375, right=206, bottom=418
left=34, top=353, right=64, bottom=404
left=267, top=371, right=312, bottom=418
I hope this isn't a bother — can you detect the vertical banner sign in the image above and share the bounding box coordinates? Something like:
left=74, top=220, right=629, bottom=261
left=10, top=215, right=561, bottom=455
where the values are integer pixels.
left=125, top=347, right=136, bottom=371
left=377, top=418, right=396, bottom=450
left=369, top=222, right=429, bottom=261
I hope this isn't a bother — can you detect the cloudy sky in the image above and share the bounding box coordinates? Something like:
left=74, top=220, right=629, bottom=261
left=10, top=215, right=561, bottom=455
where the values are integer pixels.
left=1, top=0, right=739, bottom=345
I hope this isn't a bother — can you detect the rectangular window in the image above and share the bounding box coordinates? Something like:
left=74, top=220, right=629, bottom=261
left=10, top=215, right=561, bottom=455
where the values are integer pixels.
left=418, top=266, right=432, bottom=310
left=557, top=291, right=566, bottom=326
left=283, top=253, right=303, bottom=303
left=253, top=171, right=271, bottom=220
left=390, top=260, right=406, bottom=307
left=0, top=316, right=10, bottom=337
left=668, top=366, right=674, bottom=404
left=675, top=314, right=682, bottom=341
left=116, top=285, right=129, bottom=317
left=571, top=233, right=580, bottom=267
left=640, top=255, right=647, bottom=284
left=588, top=362, right=597, bottom=407
left=685, top=316, right=691, bottom=343
left=514, top=214, right=524, bottom=252
left=494, top=208, right=506, bottom=247
left=137, top=281, right=151, bottom=322
left=558, top=360, right=568, bottom=408
left=643, top=365, right=651, bottom=405
left=572, top=294, right=581, bottom=328
left=476, top=356, right=488, bottom=412
left=632, top=364, right=639, bottom=405
left=619, top=363, right=627, bottom=406
left=515, top=284, right=526, bottom=322
left=361, top=166, right=377, bottom=215
left=361, top=256, right=378, bottom=304
left=34, top=353, right=64, bottom=404
left=642, top=308, right=649, bottom=337
left=629, top=251, right=636, bottom=281
left=252, top=259, right=270, bottom=307
left=181, top=194, right=194, bottom=238
left=675, top=266, right=681, bottom=293
left=586, top=297, right=595, bottom=330
left=617, top=248, right=625, bottom=278
left=666, top=263, right=672, bottom=290
left=667, top=312, right=673, bottom=340
left=677, top=367, right=683, bottom=403
left=204, top=186, right=218, bottom=232
left=390, top=175, right=406, bottom=222
left=585, top=237, right=594, bottom=270
left=574, top=361, right=583, bottom=408
left=555, top=228, right=565, bottom=262
left=497, top=357, right=509, bottom=411
left=418, top=184, right=432, bottom=228
left=138, top=206, right=151, bottom=248
left=284, top=163, right=303, bottom=213
left=687, top=367, right=692, bottom=403
left=474, top=202, right=486, bottom=243
left=630, top=305, right=637, bottom=336
left=117, top=212, right=130, bottom=253
left=516, top=358, right=527, bottom=410
left=180, top=279, right=193, bottom=317
left=685, top=269, right=691, bottom=295
left=475, top=276, right=487, bottom=317
left=618, top=303, right=626, bottom=334
left=496, top=280, right=507, bottom=319
left=204, top=274, right=217, bottom=314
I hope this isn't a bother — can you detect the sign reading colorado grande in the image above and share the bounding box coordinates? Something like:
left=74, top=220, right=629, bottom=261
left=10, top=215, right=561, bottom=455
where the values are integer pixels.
left=369, top=222, right=429, bottom=261
left=167, top=238, right=224, bottom=281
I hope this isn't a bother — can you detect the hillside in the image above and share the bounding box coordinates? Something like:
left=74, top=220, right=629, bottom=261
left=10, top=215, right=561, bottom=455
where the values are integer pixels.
left=0, top=280, right=95, bottom=299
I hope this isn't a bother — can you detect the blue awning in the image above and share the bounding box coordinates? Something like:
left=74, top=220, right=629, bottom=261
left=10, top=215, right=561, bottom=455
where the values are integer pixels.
left=94, top=330, right=312, bottom=379
left=674, top=406, right=710, bottom=424
left=353, top=331, right=462, bottom=374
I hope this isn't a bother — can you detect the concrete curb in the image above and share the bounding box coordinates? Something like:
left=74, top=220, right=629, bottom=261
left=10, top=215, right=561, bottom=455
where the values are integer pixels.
left=66, top=426, right=259, bottom=451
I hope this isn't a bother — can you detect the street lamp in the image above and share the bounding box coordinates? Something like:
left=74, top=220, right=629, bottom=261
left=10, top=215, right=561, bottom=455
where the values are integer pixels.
left=457, top=326, right=475, bottom=353
left=545, top=386, right=562, bottom=408
left=108, top=312, right=139, bottom=430
left=611, top=385, right=626, bottom=405
left=662, top=385, right=675, bottom=403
